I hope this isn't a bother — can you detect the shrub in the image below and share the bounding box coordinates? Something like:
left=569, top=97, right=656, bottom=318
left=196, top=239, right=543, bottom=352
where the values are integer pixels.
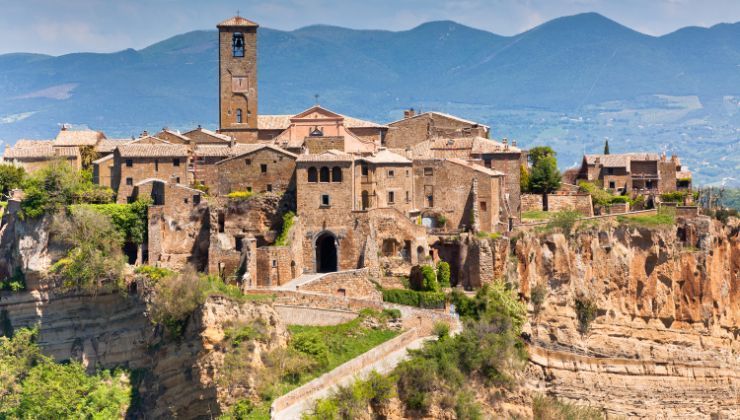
left=134, top=265, right=174, bottom=282
left=660, top=191, right=687, bottom=203
left=436, top=214, right=447, bottom=226
left=422, top=265, right=439, bottom=291
left=545, top=211, right=581, bottom=237
left=226, top=190, right=253, bottom=200
left=275, top=211, right=295, bottom=246
left=532, top=394, right=604, bottom=420
left=148, top=268, right=205, bottom=338
left=0, top=269, right=26, bottom=292
left=304, top=371, right=395, bottom=420
left=455, top=390, right=483, bottom=420
left=382, top=289, right=446, bottom=309
left=609, top=195, right=631, bottom=204
left=0, top=164, right=26, bottom=197
left=192, top=181, right=209, bottom=194
left=432, top=322, right=450, bottom=340
left=578, top=181, right=614, bottom=209
left=381, top=308, right=402, bottom=321
left=436, top=261, right=451, bottom=288
left=76, top=199, right=150, bottom=244
left=291, top=331, right=330, bottom=368
left=575, top=298, right=598, bottom=334
left=50, top=208, right=126, bottom=293
left=530, top=283, right=547, bottom=317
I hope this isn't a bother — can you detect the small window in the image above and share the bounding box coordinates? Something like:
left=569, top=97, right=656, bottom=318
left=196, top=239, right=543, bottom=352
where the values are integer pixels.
left=480, top=201, right=487, bottom=211
left=236, top=109, right=243, bottom=123
left=154, top=159, right=159, bottom=171
left=272, top=260, right=277, bottom=268
left=266, top=184, right=273, bottom=192
left=175, top=177, right=180, bottom=184
left=125, top=159, right=133, bottom=167
left=261, top=163, right=267, bottom=173
left=184, top=197, right=189, bottom=204
left=406, top=169, right=410, bottom=177
left=484, top=159, right=492, bottom=168
left=609, top=181, right=616, bottom=189
left=235, top=235, right=244, bottom=252
left=332, top=167, right=342, bottom=182
left=218, top=211, right=225, bottom=233
left=388, top=191, right=395, bottom=204
left=245, top=158, right=252, bottom=165
left=126, top=177, right=133, bottom=186
left=247, top=186, right=252, bottom=192
left=320, top=167, right=330, bottom=182
left=173, top=158, right=180, bottom=167
left=193, top=195, right=201, bottom=205
left=308, top=167, right=318, bottom=182
left=424, top=167, right=433, bottom=176
left=321, top=194, right=330, bottom=207
left=388, top=170, right=395, bottom=178
left=361, top=165, right=368, bottom=176
left=406, top=191, right=410, bottom=202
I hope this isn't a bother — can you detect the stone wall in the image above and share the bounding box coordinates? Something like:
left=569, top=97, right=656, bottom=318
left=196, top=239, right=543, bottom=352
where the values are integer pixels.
left=273, top=305, right=357, bottom=326
left=297, top=269, right=382, bottom=301
left=255, top=246, right=293, bottom=286
left=607, top=202, right=629, bottom=214
left=521, top=194, right=543, bottom=212
left=547, top=193, right=594, bottom=216
left=304, top=136, right=345, bottom=154
left=216, top=147, right=296, bottom=195
left=247, top=289, right=385, bottom=313
left=114, top=154, right=189, bottom=204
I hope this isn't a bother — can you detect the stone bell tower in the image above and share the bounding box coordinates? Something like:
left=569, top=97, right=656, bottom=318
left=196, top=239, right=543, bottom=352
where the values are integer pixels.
left=217, top=15, right=259, bottom=143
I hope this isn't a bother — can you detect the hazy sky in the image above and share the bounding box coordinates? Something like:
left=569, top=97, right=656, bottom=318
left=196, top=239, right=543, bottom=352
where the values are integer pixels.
left=1, top=0, right=739, bottom=55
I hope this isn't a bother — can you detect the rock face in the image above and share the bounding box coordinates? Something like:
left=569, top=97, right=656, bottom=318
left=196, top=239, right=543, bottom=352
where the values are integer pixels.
left=515, top=216, right=739, bottom=418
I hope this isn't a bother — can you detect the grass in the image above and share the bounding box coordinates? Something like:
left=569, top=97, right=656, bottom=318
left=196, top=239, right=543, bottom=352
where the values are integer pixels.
left=532, top=394, right=604, bottom=420
left=617, top=207, right=675, bottom=227
left=476, top=231, right=502, bottom=239
left=522, top=210, right=552, bottom=221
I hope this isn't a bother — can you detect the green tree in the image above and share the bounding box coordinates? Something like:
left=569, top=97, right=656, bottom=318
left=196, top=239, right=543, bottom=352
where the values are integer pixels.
left=520, top=164, right=530, bottom=193
left=436, top=261, right=451, bottom=288
left=0, top=164, right=26, bottom=197
left=529, top=156, right=561, bottom=210
left=603, top=139, right=610, bottom=155
left=528, top=146, right=555, bottom=166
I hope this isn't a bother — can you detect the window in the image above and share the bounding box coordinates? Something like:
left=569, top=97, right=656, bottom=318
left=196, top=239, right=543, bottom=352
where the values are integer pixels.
left=272, top=260, right=277, bottom=268
left=484, top=159, right=492, bottom=168
left=218, top=211, right=225, bottom=233
left=480, top=201, right=487, bottom=211
left=125, top=177, right=133, bottom=186
left=424, top=185, right=434, bottom=207
left=175, top=177, right=181, bottom=184
left=236, top=109, right=243, bottom=123
left=266, top=184, right=273, bottom=192
left=193, top=195, right=201, bottom=205
left=387, top=170, right=395, bottom=178
left=388, top=191, right=395, bottom=204
left=245, top=159, right=251, bottom=165
left=235, top=235, right=244, bottom=252
left=173, top=158, right=180, bottom=167
left=154, top=160, right=159, bottom=171
left=406, top=191, right=410, bottom=202
left=424, top=167, right=433, bottom=176
left=232, top=32, right=245, bottom=57
left=320, top=167, right=330, bottom=182
left=247, top=186, right=252, bottom=192
left=307, top=167, right=318, bottom=182
left=332, top=167, right=342, bottom=182
left=321, top=194, right=330, bottom=207
left=309, top=127, right=323, bottom=136
left=125, top=159, right=133, bottom=167
left=184, top=197, right=189, bottom=204
left=609, top=181, right=616, bottom=189
left=607, top=168, right=614, bottom=175
left=197, top=156, right=205, bottom=164
left=260, top=164, right=267, bottom=173
left=406, top=169, right=410, bottom=177
left=361, top=165, right=368, bottom=176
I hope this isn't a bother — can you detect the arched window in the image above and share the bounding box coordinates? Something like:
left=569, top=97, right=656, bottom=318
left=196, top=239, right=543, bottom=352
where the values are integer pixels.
left=307, top=167, right=318, bottom=183
left=236, top=109, right=243, bottom=123
left=320, top=167, right=330, bottom=183
left=232, top=32, right=245, bottom=57
left=331, top=167, right=342, bottom=182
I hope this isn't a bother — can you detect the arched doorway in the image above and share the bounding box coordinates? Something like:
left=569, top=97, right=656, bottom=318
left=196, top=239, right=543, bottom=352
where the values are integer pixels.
left=316, top=232, right=338, bottom=273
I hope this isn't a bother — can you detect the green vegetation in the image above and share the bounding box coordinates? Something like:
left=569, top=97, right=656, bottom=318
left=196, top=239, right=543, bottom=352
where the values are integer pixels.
left=436, top=261, right=451, bottom=288
left=522, top=210, right=551, bottom=221
left=603, top=139, right=610, bottom=155
left=0, top=269, right=26, bottom=292
left=192, top=180, right=209, bottom=194
left=382, top=289, right=446, bottom=309
left=19, top=161, right=114, bottom=219
left=530, top=283, right=547, bottom=317
left=660, top=191, right=690, bottom=203
left=436, top=214, right=447, bottom=227
left=575, top=298, right=599, bottom=335
left=0, top=327, right=131, bottom=418
left=528, top=146, right=556, bottom=166
left=0, top=164, right=26, bottom=197
left=476, top=230, right=502, bottom=239
left=520, top=163, right=531, bottom=193
left=134, top=265, right=174, bottom=282
left=532, top=394, right=604, bottom=420
left=226, top=190, right=254, bottom=200
left=73, top=199, right=150, bottom=244
left=617, top=206, right=675, bottom=227
left=275, top=211, right=296, bottom=246
left=302, top=371, right=396, bottom=420
left=529, top=155, right=561, bottom=196
left=409, top=264, right=440, bottom=292
left=702, top=207, right=739, bottom=224
left=544, top=211, right=581, bottom=237
left=49, top=207, right=126, bottom=293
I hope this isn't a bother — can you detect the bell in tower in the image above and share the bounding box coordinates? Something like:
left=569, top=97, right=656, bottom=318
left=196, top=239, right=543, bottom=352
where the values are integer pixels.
left=232, top=32, right=245, bottom=57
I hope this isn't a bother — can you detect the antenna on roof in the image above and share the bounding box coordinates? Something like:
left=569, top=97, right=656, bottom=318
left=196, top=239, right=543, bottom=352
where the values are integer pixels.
left=314, top=94, right=320, bottom=105
left=236, top=9, right=240, bottom=16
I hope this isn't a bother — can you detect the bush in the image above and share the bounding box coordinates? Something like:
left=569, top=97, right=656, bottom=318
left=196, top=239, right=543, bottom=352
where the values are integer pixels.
left=226, top=190, right=253, bottom=200
left=575, top=298, right=598, bottom=335
left=530, top=283, right=547, bottom=317
left=660, top=191, right=688, bottom=203
left=134, top=265, right=174, bottom=282
left=291, top=331, right=330, bottom=368
left=609, top=195, right=631, bottom=204
left=0, top=164, right=26, bottom=197
left=50, top=208, right=126, bottom=293
left=578, top=181, right=614, bottom=209
left=304, top=371, right=395, bottom=420
left=532, top=394, right=604, bottom=420
left=382, top=289, right=446, bottom=309
left=545, top=211, right=581, bottom=237
left=432, top=322, right=450, bottom=340
left=436, top=261, right=451, bottom=288
left=149, top=268, right=205, bottom=338
left=422, top=265, right=439, bottom=291
left=76, top=199, right=150, bottom=244
left=455, top=390, right=483, bottom=420
left=381, top=308, right=402, bottom=321
left=0, top=269, right=26, bottom=292
left=275, top=211, right=295, bottom=246
left=436, top=214, right=447, bottom=226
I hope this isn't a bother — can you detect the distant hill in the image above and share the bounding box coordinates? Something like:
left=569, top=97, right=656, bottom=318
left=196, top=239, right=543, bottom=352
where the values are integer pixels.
left=0, top=13, right=738, bottom=185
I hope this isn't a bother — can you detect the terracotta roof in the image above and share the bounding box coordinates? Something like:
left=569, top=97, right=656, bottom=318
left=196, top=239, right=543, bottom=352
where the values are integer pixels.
left=360, top=148, right=411, bottom=164
left=14, top=139, right=53, bottom=148
left=183, top=127, right=232, bottom=142
left=216, top=144, right=297, bottom=165
left=117, top=144, right=189, bottom=158
left=157, top=129, right=191, bottom=142
left=677, top=170, right=692, bottom=179
left=584, top=153, right=660, bottom=168
left=92, top=154, right=113, bottom=164
left=296, top=149, right=354, bottom=163
left=258, top=114, right=387, bottom=130
left=96, top=138, right=133, bottom=153
left=470, top=137, right=520, bottom=153
left=55, top=129, right=105, bottom=146
left=4, top=145, right=78, bottom=159
left=387, top=111, right=489, bottom=129
left=447, top=158, right=503, bottom=176
left=217, top=16, right=259, bottom=27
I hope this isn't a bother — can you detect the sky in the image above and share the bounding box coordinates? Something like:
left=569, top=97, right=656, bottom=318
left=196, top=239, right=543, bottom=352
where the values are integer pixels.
left=1, top=0, right=739, bottom=55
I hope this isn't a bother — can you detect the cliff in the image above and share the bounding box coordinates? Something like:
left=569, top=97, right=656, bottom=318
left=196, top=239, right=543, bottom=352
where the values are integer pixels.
left=515, top=216, right=739, bottom=418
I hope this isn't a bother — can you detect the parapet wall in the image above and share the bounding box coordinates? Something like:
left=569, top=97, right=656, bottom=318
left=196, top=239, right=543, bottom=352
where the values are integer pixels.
left=521, top=193, right=594, bottom=217
left=298, top=268, right=382, bottom=301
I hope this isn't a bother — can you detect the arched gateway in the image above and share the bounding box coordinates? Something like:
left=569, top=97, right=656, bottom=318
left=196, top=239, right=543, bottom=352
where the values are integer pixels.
left=315, top=232, right=338, bottom=273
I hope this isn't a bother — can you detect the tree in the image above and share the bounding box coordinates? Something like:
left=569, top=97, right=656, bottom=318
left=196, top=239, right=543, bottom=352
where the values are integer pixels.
left=603, top=139, right=610, bottom=155
left=0, top=164, right=25, bottom=198
left=436, top=261, right=451, bottom=288
left=529, top=156, right=561, bottom=210
left=528, top=146, right=555, bottom=166
left=519, top=164, right=530, bottom=193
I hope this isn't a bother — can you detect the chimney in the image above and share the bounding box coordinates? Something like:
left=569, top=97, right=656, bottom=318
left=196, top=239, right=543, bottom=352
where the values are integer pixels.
left=141, top=130, right=149, bottom=137
left=512, top=139, right=517, bottom=147
left=60, top=123, right=69, bottom=131
left=403, top=108, right=416, bottom=119
left=197, top=124, right=202, bottom=129
left=595, top=157, right=601, bottom=164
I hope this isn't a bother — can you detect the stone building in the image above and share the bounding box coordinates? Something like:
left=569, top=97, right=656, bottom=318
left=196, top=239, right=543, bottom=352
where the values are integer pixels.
left=2, top=142, right=81, bottom=173
left=577, top=152, right=690, bottom=194
left=112, top=143, right=190, bottom=203
left=215, top=144, right=297, bottom=195
left=385, top=110, right=489, bottom=149
left=257, top=112, right=387, bottom=143
left=183, top=126, right=234, bottom=146
left=355, top=148, right=414, bottom=214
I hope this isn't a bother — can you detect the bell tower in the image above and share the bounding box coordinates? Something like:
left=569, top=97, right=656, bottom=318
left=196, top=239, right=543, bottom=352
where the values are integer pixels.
left=217, top=16, right=259, bottom=142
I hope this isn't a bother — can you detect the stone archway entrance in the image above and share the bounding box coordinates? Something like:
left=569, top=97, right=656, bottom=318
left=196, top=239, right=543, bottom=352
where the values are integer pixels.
left=316, top=232, right=338, bottom=273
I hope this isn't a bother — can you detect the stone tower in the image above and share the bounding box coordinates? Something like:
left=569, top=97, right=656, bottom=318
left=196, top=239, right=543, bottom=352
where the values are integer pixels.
left=217, top=16, right=259, bottom=143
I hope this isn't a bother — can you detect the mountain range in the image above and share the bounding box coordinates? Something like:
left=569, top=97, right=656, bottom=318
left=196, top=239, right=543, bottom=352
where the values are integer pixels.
left=0, top=13, right=738, bottom=185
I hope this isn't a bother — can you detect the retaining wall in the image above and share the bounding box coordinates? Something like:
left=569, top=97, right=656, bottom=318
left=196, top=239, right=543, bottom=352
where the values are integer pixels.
left=274, top=305, right=357, bottom=326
